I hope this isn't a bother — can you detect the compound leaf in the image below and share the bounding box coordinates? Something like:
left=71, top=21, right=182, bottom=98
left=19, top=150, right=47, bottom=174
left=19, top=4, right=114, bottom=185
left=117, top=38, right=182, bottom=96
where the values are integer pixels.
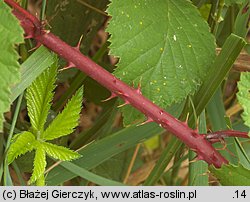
left=210, top=164, right=250, bottom=185
left=26, top=62, right=58, bottom=133
left=42, top=142, right=80, bottom=161
left=7, top=131, right=36, bottom=164
left=237, top=72, right=250, bottom=135
left=107, top=0, right=216, bottom=125
left=42, top=86, right=83, bottom=140
left=29, top=144, right=46, bottom=184
left=0, top=1, right=24, bottom=131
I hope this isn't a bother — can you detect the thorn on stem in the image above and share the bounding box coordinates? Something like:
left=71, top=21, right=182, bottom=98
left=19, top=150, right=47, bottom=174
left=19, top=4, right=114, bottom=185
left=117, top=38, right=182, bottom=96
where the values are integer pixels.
left=101, top=92, right=117, bottom=102
left=74, top=35, right=84, bottom=51
left=184, top=112, right=190, bottom=125
left=60, top=62, right=75, bottom=71
left=117, top=100, right=130, bottom=108
left=137, top=117, right=154, bottom=126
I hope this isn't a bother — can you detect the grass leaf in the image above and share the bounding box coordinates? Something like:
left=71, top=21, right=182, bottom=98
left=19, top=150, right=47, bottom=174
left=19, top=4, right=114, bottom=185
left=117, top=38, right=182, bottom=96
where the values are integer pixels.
left=61, top=161, right=124, bottom=186
left=11, top=46, right=56, bottom=102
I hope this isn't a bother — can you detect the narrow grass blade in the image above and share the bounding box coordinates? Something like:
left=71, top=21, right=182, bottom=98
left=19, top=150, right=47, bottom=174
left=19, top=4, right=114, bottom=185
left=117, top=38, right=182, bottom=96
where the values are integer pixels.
left=11, top=46, right=55, bottom=102
left=234, top=0, right=250, bottom=38
left=206, top=89, right=238, bottom=164
left=189, top=110, right=208, bottom=185
left=12, top=162, right=26, bottom=185
left=61, top=161, right=124, bottom=186
left=4, top=94, right=24, bottom=185
left=234, top=138, right=250, bottom=169
left=191, top=34, right=246, bottom=121
left=3, top=166, right=13, bottom=186
left=207, top=90, right=250, bottom=168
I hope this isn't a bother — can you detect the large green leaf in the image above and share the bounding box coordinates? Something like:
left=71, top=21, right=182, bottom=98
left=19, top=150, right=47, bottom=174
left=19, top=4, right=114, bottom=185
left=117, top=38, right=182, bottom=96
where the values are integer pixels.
left=0, top=1, right=24, bottom=131
left=107, top=0, right=216, bottom=125
left=237, top=72, right=250, bottom=135
left=7, top=131, right=36, bottom=164
left=29, top=144, right=46, bottom=184
left=42, top=86, right=83, bottom=140
left=26, top=62, right=58, bottom=133
left=42, top=142, right=80, bottom=161
left=210, top=164, right=250, bottom=185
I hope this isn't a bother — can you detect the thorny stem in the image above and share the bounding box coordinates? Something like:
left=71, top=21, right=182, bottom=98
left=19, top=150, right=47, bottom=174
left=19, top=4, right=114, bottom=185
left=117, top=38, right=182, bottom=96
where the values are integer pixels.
left=4, top=0, right=249, bottom=168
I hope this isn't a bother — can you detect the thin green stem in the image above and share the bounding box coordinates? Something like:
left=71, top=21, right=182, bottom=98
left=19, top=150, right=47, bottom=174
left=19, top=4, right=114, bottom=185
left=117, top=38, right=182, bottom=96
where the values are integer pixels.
left=40, top=0, right=47, bottom=21
left=230, top=6, right=235, bottom=33
left=212, top=0, right=225, bottom=35
left=3, top=93, right=24, bottom=185
left=76, top=0, right=108, bottom=16
left=170, top=144, right=185, bottom=185
left=208, top=0, right=220, bottom=30
left=189, top=110, right=209, bottom=185
left=5, top=95, right=23, bottom=151
left=12, top=162, right=26, bottom=185
left=21, top=0, right=27, bottom=8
